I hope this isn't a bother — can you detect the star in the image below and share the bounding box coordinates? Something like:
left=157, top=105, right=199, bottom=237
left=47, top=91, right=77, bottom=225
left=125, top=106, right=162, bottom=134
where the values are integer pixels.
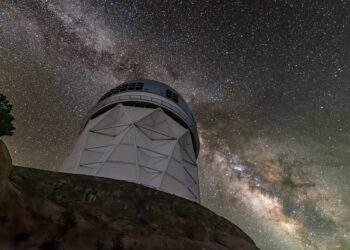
left=0, top=1, right=349, bottom=249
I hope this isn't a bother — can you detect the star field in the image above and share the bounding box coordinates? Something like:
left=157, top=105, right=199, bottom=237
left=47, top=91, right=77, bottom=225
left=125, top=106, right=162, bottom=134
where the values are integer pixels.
left=0, top=1, right=349, bottom=249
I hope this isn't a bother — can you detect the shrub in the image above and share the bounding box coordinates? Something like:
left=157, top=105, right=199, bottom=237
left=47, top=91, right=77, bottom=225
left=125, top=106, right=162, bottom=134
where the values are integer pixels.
left=0, top=93, right=15, bottom=137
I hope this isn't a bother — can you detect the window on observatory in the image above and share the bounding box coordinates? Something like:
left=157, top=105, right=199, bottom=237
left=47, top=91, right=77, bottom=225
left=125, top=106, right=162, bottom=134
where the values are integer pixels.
left=166, top=89, right=179, bottom=103
left=99, top=82, right=144, bottom=102
left=127, top=83, right=135, bottom=90
left=118, top=84, right=127, bottom=91
left=125, top=82, right=144, bottom=90
left=135, top=82, right=144, bottom=90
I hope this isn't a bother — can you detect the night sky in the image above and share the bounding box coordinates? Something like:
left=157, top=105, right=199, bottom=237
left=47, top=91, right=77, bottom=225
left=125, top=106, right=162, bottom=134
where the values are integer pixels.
left=1, top=1, right=350, bottom=249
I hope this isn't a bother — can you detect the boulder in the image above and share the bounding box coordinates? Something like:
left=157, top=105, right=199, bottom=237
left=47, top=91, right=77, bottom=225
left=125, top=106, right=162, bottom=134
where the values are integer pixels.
left=0, top=140, right=12, bottom=179
left=0, top=164, right=260, bottom=250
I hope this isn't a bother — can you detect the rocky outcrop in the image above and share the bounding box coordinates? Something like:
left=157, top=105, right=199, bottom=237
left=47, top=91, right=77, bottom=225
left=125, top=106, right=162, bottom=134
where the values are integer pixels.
left=0, top=140, right=12, bottom=179
left=0, top=141, right=259, bottom=250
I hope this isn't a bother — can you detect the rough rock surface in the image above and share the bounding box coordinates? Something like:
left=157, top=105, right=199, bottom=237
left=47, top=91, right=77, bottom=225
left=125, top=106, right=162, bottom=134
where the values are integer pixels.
left=0, top=140, right=12, bottom=179
left=0, top=142, right=259, bottom=250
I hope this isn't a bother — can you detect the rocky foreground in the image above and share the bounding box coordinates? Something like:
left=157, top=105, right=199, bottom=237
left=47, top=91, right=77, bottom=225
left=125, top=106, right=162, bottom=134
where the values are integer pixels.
left=0, top=140, right=259, bottom=250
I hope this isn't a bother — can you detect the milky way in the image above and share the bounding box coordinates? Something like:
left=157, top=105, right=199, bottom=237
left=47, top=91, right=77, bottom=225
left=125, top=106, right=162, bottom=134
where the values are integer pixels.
left=0, top=1, right=349, bottom=249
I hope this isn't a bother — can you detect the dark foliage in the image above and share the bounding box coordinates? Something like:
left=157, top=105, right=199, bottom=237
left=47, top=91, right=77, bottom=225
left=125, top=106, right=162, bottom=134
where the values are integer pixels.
left=0, top=93, right=15, bottom=137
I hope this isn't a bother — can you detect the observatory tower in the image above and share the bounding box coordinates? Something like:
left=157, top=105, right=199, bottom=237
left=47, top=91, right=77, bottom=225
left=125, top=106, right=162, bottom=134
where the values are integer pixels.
left=60, top=80, right=200, bottom=202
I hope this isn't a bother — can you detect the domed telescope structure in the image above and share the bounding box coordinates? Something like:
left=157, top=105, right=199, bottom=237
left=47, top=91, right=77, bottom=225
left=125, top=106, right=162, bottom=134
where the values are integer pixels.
left=60, top=80, right=200, bottom=202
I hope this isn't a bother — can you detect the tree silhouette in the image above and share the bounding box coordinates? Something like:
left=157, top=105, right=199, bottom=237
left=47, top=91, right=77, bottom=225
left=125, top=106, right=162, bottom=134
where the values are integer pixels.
left=0, top=93, right=15, bottom=137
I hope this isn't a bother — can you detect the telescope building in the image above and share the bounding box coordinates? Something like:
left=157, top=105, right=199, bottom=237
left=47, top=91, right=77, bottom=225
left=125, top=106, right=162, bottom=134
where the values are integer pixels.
left=60, top=79, right=200, bottom=202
